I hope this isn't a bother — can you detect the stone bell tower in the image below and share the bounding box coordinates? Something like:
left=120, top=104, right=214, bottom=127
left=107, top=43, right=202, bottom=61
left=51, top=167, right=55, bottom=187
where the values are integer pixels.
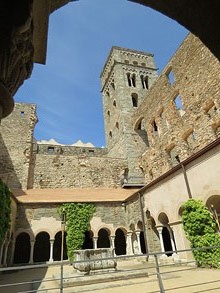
left=100, top=46, right=158, bottom=186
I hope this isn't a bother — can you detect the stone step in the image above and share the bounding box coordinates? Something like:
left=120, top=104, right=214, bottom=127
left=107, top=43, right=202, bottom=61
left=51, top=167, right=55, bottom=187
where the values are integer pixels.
left=53, top=268, right=148, bottom=288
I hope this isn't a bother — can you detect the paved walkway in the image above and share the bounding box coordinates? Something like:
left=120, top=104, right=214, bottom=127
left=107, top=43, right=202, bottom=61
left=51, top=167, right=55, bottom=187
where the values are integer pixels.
left=0, top=259, right=220, bottom=293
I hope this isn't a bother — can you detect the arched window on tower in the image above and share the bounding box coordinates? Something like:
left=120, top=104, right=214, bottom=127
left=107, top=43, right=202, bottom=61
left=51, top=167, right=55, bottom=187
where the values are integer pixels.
left=134, top=118, right=149, bottom=146
left=131, top=74, right=136, bottom=87
left=111, top=80, right=115, bottom=90
left=140, top=75, right=148, bottom=89
left=127, top=73, right=132, bottom=87
left=131, top=93, right=138, bottom=107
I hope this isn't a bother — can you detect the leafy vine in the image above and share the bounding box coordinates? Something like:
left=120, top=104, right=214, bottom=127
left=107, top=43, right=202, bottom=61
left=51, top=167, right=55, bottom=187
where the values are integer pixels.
left=181, top=199, right=220, bottom=268
left=58, top=203, right=95, bottom=260
left=0, top=179, right=11, bottom=245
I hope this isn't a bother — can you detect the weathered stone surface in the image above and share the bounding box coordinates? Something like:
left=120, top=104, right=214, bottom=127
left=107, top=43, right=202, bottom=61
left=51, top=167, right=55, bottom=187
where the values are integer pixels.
left=73, top=249, right=116, bottom=274
left=132, top=34, right=220, bottom=182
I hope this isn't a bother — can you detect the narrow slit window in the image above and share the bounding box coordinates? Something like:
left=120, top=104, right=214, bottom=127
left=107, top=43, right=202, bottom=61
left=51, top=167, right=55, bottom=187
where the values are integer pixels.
left=20, top=111, right=25, bottom=117
left=131, top=93, right=138, bottom=107
left=131, top=74, right=136, bottom=87
left=141, top=75, right=148, bottom=89
left=152, top=120, right=158, bottom=134
left=127, top=73, right=132, bottom=87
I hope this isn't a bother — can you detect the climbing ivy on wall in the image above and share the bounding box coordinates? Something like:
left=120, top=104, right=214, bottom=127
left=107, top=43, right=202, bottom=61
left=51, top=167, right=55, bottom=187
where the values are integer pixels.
left=58, top=203, right=95, bottom=261
left=181, top=199, right=220, bottom=268
left=0, top=179, right=11, bottom=245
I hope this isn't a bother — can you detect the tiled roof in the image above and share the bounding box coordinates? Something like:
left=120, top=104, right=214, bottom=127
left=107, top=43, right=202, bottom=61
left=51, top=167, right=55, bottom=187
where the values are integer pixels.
left=12, top=188, right=140, bottom=204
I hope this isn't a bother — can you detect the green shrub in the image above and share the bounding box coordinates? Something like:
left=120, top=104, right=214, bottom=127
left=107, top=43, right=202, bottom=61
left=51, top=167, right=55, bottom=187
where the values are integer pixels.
left=181, top=199, right=220, bottom=268
left=0, top=179, right=11, bottom=245
left=58, top=203, right=95, bottom=261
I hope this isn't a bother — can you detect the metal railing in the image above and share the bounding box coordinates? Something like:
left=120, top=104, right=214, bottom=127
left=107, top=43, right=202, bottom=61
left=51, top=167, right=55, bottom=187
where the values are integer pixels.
left=0, top=246, right=219, bottom=293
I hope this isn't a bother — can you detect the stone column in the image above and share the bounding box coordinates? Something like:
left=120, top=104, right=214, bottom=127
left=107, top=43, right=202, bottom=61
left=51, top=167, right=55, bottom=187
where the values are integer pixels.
left=93, top=237, right=98, bottom=249
left=49, top=239, right=54, bottom=262
left=110, top=236, right=115, bottom=256
left=110, top=236, right=115, bottom=250
left=135, top=231, right=142, bottom=254
left=3, top=241, right=9, bottom=266
left=9, top=240, right=16, bottom=265
left=168, top=226, right=179, bottom=261
left=167, top=227, right=176, bottom=252
left=29, top=240, right=35, bottom=264
left=157, top=227, right=167, bottom=258
left=0, top=241, right=5, bottom=266
left=126, top=232, right=133, bottom=255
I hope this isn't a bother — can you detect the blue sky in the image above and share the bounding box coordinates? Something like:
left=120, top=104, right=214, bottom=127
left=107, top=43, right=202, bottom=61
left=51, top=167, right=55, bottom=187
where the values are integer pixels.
left=15, top=0, right=188, bottom=147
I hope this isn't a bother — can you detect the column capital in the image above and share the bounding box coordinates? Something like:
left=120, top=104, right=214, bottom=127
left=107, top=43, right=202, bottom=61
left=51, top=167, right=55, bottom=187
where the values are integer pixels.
left=135, top=230, right=141, bottom=235
left=156, top=226, right=163, bottom=233
left=0, top=1, right=34, bottom=119
left=126, top=231, right=133, bottom=236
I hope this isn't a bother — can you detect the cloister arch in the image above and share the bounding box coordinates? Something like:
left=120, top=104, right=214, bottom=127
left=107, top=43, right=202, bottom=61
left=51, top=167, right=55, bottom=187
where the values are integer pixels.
left=33, top=232, right=50, bottom=263
left=53, top=231, right=68, bottom=261
left=114, top=228, right=127, bottom=255
left=97, top=228, right=110, bottom=248
left=14, top=232, right=30, bottom=264
left=82, top=230, right=94, bottom=250
left=206, top=195, right=220, bottom=213
left=137, top=221, right=146, bottom=254
left=146, top=211, right=160, bottom=252
left=206, top=195, right=220, bottom=231
left=158, top=212, right=174, bottom=256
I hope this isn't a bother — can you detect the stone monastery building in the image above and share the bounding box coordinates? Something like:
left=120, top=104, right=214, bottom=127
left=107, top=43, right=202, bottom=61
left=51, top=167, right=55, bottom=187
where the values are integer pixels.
left=0, top=33, right=220, bottom=265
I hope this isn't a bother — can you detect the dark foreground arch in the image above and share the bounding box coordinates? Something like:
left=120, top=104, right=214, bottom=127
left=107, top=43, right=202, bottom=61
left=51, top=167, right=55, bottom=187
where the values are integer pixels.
left=0, top=0, right=219, bottom=119
left=130, top=0, right=220, bottom=61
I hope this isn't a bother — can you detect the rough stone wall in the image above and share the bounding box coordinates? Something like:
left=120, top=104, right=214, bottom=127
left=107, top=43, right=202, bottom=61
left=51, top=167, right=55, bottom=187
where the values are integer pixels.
left=132, top=34, right=220, bottom=183
left=0, top=103, right=37, bottom=188
left=15, top=204, right=60, bottom=231
left=16, top=200, right=146, bottom=237
left=33, top=153, right=127, bottom=188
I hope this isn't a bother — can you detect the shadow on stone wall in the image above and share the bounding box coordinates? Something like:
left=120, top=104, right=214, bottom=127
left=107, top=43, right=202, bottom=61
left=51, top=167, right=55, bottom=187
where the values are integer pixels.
left=0, top=132, right=21, bottom=188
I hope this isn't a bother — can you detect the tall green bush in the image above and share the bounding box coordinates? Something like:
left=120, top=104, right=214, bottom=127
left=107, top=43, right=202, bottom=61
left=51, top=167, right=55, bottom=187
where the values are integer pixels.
left=58, top=203, right=95, bottom=261
left=181, top=199, right=220, bottom=268
left=0, top=179, right=11, bottom=245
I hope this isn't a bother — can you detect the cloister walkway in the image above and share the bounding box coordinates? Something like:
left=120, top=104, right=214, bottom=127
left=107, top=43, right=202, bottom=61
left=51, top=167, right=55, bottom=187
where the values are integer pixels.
left=0, top=259, right=220, bottom=293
